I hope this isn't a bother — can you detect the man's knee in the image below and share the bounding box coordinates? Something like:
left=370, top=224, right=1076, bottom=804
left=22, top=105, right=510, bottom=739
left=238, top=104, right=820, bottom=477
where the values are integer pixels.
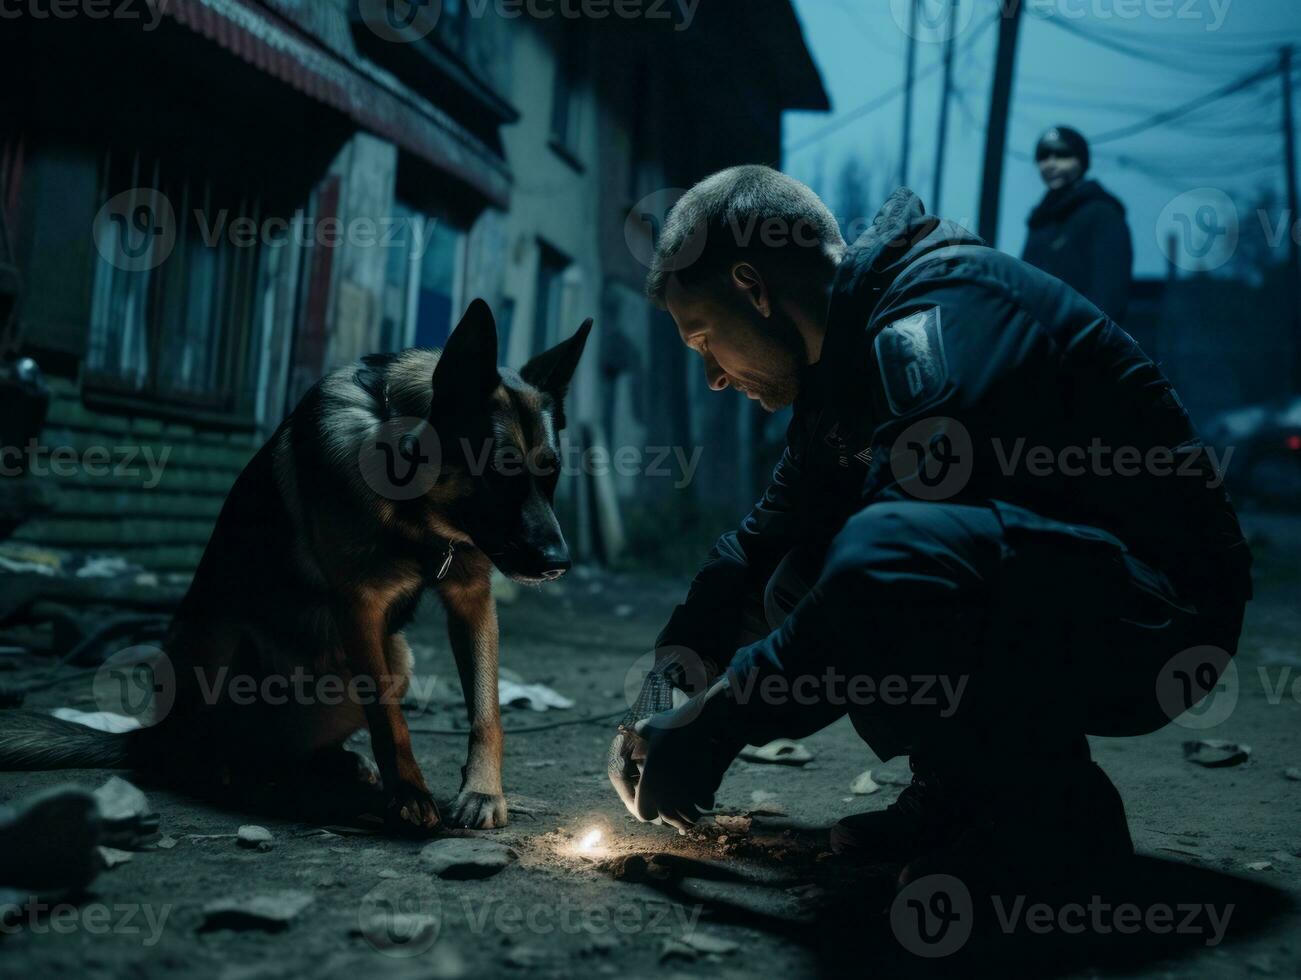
left=823, top=500, right=1003, bottom=596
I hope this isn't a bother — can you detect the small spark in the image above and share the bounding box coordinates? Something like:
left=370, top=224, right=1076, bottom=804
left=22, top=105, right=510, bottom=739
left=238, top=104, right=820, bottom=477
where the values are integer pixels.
left=578, top=828, right=603, bottom=852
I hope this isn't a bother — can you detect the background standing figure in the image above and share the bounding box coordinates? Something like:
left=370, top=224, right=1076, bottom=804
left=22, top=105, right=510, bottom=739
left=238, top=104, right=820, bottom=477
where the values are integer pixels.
left=1023, top=126, right=1134, bottom=322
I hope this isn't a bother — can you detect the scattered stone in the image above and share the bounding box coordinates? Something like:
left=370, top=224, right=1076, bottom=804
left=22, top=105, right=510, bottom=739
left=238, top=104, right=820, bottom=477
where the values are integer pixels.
left=740, top=740, right=813, bottom=766
left=420, top=838, right=518, bottom=879
left=97, top=846, right=133, bottom=869
left=1184, top=740, right=1251, bottom=768
left=92, top=776, right=150, bottom=823
left=748, top=790, right=787, bottom=816
left=238, top=825, right=274, bottom=850
left=850, top=770, right=881, bottom=795
left=504, top=945, right=548, bottom=968
left=713, top=814, right=752, bottom=835
left=1245, top=861, right=1273, bottom=872
left=1283, top=767, right=1301, bottom=781
left=660, top=939, right=698, bottom=962
left=377, top=868, right=401, bottom=879
left=200, top=890, right=315, bottom=932
left=679, top=931, right=739, bottom=955
left=155, top=836, right=178, bottom=850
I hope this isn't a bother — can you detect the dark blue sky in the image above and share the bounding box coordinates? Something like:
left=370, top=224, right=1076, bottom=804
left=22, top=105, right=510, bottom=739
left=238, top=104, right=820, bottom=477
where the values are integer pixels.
left=784, top=0, right=1301, bottom=277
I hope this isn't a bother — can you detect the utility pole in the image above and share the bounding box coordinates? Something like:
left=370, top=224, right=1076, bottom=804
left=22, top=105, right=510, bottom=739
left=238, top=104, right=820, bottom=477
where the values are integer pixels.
left=1281, top=45, right=1301, bottom=391
left=900, top=0, right=919, bottom=188
left=932, top=0, right=959, bottom=213
left=978, top=0, right=1024, bottom=245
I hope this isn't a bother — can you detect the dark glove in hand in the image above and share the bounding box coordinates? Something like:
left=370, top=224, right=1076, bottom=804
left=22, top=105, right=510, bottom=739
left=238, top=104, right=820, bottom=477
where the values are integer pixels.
left=632, top=685, right=745, bottom=832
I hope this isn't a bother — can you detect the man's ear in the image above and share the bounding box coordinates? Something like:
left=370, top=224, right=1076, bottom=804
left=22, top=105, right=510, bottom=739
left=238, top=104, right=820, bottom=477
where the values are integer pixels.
left=520, top=319, right=594, bottom=429
left=431, top=299, right=500, bottom=415
left=730, top=262, right=771, bottom=318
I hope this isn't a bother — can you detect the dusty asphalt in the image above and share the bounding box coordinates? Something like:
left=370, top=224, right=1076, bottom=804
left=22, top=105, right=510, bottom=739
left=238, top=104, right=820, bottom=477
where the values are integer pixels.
left=0, top=513, right=1298, bottom=979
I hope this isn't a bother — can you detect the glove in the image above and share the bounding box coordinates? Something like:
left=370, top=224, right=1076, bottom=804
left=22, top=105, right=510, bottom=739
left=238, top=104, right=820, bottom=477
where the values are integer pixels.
left=607, top=649, right=715, bottom=819
left=631, top=679, right=746, bottom=833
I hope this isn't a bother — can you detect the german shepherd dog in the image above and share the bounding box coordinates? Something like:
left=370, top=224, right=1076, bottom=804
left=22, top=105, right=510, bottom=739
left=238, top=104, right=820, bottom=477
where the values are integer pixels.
left=0, top=300, right=591, bottom=833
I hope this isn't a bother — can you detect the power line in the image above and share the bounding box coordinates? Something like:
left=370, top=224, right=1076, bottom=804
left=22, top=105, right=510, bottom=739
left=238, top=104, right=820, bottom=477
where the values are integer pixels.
left=784, top=9, right=1000, bottom=157
left=1037, top=14, right=1296, bottom=72
left=1091, top=60, right=1280, bottom=144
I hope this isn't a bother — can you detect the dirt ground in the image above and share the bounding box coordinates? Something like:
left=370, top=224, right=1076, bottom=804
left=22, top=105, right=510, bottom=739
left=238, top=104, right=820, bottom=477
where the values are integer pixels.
left=0, top=513, right=1299, bottom=979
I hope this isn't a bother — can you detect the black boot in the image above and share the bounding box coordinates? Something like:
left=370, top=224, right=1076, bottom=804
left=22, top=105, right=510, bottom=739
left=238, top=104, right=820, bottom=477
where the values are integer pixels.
left=830, top=755, right=968, bottom=860
left=899, top=759, right=1134, bottom=896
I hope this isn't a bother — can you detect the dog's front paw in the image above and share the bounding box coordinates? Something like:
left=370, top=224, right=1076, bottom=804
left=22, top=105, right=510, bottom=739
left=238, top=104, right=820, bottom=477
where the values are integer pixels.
left=448, top=789, right=508, bottom=829
left=385, top=781, right=441, bottom=835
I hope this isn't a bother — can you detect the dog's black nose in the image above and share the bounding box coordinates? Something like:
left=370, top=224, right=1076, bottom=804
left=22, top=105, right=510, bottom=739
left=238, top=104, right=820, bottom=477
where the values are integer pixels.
left=539, top=558, right=570, bottom=581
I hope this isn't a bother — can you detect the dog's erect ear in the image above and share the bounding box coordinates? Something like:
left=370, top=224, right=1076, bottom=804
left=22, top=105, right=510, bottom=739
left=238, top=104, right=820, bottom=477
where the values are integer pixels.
left=431, top=299, right=500, bottom=414
left=520, top=319, right=593, bottom=401
left=520, top=320, right=593, bottom=431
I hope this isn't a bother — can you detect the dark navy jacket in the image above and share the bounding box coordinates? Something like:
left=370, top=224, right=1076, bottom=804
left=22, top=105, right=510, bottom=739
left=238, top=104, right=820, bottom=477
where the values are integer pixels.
left=1023, top=178, right=1133, bottom=323
left=655, top=189, right=1250, bottom=673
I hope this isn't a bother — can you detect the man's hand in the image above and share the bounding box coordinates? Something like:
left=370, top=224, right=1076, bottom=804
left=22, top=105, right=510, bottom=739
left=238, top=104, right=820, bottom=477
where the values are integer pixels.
left=607, top=725, right=648, bottom=818
left=630, top=680, right=745, bottom=833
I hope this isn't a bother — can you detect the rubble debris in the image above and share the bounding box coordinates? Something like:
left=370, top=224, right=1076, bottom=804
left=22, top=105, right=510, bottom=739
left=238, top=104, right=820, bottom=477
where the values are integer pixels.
left=681, top=931, right=740, bottom=956
left=1245, top=861, right=1274, bottom=872
left=739, top=740, right=813, bottom=766
left=661, top=930, right=741, bottom=961
left=419, top=838, right=518, bottom=879
left=92, top=775, right=151, bottom=822
left=51, top=708, right=142, bottom=733
left=238, top=825, right=274, bottom=851
left=1283, top=767, right=1301, bottom=781
left=200, top=890, right=315, bottom=932
left=1183, top=739, right=1252, bottom=768
left=713, top=814, right=752, bottom=835
left=0, top=787, right=101, bottom=891
left=504, top=945, right=549, bottom=968
left=97, top=846, right=133, bottom=869
left=498, top=678, right=574, bottom=712
left=850, top=770, right=881, bottom=795
left=748, top=790, right=787, bottom=816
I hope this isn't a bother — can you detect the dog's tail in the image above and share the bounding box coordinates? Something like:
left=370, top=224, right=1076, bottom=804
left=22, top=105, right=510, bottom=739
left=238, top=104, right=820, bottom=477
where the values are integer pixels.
left=0, top=711, right=163, bottom=770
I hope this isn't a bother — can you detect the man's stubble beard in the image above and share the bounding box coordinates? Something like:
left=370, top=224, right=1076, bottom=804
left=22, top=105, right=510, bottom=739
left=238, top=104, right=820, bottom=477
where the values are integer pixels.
left=750, top=307, right=805, bottom=411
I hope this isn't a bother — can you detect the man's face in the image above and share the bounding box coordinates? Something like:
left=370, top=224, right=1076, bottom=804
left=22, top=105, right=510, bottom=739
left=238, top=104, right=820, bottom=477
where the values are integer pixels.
left=1037, top=150, right=1084, bottom=191
left=664, top=272, right=806, bottom=412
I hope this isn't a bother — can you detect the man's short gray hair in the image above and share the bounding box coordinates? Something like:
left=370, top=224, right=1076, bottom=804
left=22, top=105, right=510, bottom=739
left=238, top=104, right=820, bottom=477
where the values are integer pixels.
left=646, top=165, right=847, bottom=309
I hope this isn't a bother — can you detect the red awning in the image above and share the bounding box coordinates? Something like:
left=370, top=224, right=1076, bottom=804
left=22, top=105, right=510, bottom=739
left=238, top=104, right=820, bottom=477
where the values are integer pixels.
left=160, top=0, right=510, bottom=208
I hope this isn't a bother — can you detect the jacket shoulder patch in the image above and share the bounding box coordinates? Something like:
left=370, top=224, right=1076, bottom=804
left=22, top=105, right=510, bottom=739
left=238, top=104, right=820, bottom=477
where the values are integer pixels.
left=873, top=307, right=947, bottom=416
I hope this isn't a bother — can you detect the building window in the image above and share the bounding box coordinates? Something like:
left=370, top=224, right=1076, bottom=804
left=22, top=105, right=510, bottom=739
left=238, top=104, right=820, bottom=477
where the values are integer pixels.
left=86, top=149, right=264, bottom=418
left=533, top=242, right=569, bottom=354
left=548, top=32, right=586, bottom=167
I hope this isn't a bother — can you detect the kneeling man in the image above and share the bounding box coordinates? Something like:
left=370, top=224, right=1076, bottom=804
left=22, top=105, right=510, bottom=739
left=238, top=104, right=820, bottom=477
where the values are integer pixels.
left=608, top=166, right=1251, bottom=891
